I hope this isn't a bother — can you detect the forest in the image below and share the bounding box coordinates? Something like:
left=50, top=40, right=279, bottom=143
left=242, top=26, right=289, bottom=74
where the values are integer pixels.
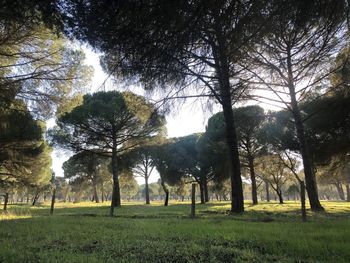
left=1, top=0, right=350, bottom=262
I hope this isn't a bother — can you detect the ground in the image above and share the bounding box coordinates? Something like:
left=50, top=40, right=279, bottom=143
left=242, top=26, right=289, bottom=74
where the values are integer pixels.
left=1, top=201, right=350, bottom=262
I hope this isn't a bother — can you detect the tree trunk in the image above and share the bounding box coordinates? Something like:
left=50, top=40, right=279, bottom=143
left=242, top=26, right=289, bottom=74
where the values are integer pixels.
left=277, top=190, right=284, bottom=204
left=93, top=179, right=100, bottom=203
left=346, top=184, right=350, bottom=202
left=160, top=176, right=169, bottom=206
left=101, top=183, right=104, bottom=203
left=204, top=180, right=209, bottom=203
left=212, top=22, right=244, bottom=213
left=50, top=188, right=56, bottom=215
left=300, top=181, right=307, bottom=222
left=248, top=156, right=258, bottom=205
left=286, top=47, right=323, bottom=212
left=3, top=193, right=9, bottom=211
left=145, top=176, right=150, bottom=205
left=191, top=183, right=196, bottom=218
left=265, top=181, right=270, bottom=202
left=199, top=181, right=205, bottom=204
left=335, top=182, right=345, bottom=201
left=110, top=133, right=121, bottom=216
left=32, top=192, right=40, bottom=206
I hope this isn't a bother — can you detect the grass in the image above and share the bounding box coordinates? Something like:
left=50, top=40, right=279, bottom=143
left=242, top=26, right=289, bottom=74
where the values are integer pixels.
left=0, top=201, right=350, bottom=262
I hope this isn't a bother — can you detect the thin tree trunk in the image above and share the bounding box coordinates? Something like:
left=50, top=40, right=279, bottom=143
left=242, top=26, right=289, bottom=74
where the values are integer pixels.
left=248, top=156, right=258, bottom=205
left=191, top=183, right=196, bottom=218
left=101, top=183, right=104, bottom=203
left=160, top=176, right=169, bottom=206
left=265, top=181, right=270, bottom=202
left=3, top=193, right=9, bottom=211
left=32, top=192, right=40, bottom=206
left=145, top=176, right=150, bottom=205
left=346, top=184, right=350, bottom=202
left=110, top=133, right=121, bottom=217
left=50, top=188, right=56, bottom=215
left=199, top=181, right=205, bottom=204
left=300, top=181, right=307, bottom=222
left=204, top=179, right=209, bottom=203
left=277, top=190, right=284, bottom=204
left=286, top=46, right=323, bottom=212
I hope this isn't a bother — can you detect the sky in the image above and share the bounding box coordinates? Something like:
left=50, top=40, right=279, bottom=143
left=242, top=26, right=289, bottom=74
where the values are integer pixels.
left=49, top=46, right=217, bottom=184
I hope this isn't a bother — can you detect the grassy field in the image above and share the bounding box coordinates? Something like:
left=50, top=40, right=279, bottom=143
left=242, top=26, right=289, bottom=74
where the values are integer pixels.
left=1, top=201, right=350, bottom=262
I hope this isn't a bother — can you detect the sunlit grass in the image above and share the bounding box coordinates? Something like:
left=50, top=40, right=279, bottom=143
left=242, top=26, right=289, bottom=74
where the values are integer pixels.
left=1, top=200, right=350, bottom=221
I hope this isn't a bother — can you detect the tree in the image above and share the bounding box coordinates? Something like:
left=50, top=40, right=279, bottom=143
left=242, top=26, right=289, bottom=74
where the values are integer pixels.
left=234, top=105, right=265, bottom=205
left=0, top=0, right=92, bottom=118
left=201, top=106, right=266, bottom=204
left=61, top=0, right=275, bottom=213
left=0, top=101, right=52, bottom=207
left=152, top=142, right=173, bottom=206
left=246, top=0, right=346, bottom=211
left=49, top=91, right=163, bottom=216
left=119, top=171, right=139, bottom=201
left=63, top=151, right=109, bottom=203
left=123, top=135, right=166, bottom=204
left=256, top=155, right=292, bottom=204
left=159, top=134, right=213, bottom=204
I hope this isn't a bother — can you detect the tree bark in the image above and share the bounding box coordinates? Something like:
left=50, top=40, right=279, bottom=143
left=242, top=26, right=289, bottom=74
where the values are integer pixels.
left=204, top=179, right=209, bottom=203
left=277, top=189, right=284, bottom=204
left=50, top=188, right=56, bottom=215
left=286, top=46, right=324, bottom=212
left=101, top=183, right=104, bottom=203
left=32, top=192, right=40, bottom=206
left=346, top=184, right=350, bottom=202
left=110, top=133, right=121, bottom=216
left=265, top=181, right=270, bottom=202
left=248, top=156, right=258, bottom=205
left=191, top=183, right=196, bottom=218
left=160, top=175, right=169, bottom=206
left=199, top=181, right=205, bottom=204
left=145, top=176, right=150, bottom=204
left=3, top=193, right=9, bottom=211
left=212, top=18, right=244, bottom=213
left=221, top=96, right=244, bottom=213
left=300, top=181, right=307, bottom=222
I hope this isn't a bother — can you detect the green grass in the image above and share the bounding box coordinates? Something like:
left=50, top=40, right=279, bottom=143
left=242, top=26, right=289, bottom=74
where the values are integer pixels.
left=1, top=201, right=350, bottom=262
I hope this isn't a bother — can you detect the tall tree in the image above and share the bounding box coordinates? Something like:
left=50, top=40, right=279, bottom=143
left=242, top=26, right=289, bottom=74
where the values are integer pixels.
left=61, top=0, right=273, bottom=213
left=202, top=106, right=266, bottom=204
left=246, top=0, right=346, bottom=211
left=49, top=91, right=163, bottom=216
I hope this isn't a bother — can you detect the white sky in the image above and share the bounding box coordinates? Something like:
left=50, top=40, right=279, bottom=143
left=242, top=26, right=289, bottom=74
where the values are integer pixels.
left=49, top=46, right=216, bottom=184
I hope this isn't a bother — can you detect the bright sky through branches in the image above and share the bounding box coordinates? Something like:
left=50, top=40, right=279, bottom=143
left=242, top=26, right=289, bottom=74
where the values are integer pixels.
left=49, top=46, right=212, bottom=184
